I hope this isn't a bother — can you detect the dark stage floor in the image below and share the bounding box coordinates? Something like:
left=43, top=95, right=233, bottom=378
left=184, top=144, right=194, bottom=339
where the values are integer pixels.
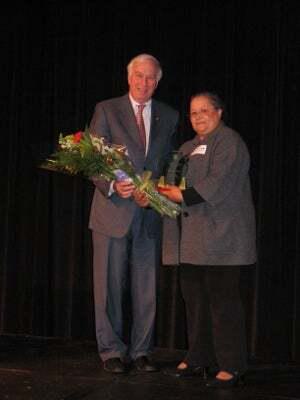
left=0, top=335, right=300, bottom=400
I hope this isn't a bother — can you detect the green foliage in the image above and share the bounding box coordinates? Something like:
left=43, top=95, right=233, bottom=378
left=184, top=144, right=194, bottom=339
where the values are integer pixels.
left=41, top=130, right=182, bottom=218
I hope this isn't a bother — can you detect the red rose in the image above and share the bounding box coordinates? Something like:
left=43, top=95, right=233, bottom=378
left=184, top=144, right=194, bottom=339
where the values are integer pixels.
left=73, top=131, right=83, bottom=143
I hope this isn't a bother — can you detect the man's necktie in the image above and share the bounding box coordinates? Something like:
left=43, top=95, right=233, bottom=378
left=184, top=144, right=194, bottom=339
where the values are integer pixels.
left=136, top=104, right=146, bottom=151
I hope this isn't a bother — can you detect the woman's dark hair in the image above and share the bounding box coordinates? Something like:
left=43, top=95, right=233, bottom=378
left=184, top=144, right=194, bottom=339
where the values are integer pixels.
left=190, top=91, right=227, bottom=120
left=191, top=91, right=225, bottom=110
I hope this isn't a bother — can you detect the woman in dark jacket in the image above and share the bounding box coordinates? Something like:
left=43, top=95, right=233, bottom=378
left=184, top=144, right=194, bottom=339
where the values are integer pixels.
left=159, top=92, right=256, bottom=388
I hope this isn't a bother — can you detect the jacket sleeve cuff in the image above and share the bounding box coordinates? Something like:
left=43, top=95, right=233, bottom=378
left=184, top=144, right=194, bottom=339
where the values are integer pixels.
left=182, top=187, right=205, bottom=206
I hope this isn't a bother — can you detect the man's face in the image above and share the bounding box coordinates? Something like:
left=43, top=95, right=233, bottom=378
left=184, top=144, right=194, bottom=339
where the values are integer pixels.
left=128, top=60, right=158, bottom=104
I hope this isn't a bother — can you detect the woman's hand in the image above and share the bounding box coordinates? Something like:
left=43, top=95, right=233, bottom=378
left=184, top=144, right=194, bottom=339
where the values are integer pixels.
left=157, top=185, right=183, bottom=203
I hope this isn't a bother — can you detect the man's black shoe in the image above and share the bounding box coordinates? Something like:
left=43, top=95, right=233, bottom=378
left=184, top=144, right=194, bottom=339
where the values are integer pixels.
left=164, top=365, right=208, bottom=378
left=103, top=357, right=126, bottom=374
left=133, top=356, right=159, bottom=372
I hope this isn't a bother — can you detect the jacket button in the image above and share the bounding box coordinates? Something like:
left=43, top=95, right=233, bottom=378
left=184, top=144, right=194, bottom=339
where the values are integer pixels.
left=183, top=212, right=189, bottom=217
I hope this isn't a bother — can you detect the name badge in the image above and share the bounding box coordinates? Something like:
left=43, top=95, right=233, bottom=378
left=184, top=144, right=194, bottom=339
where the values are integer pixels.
left=190, top=145, right=207, bottom=156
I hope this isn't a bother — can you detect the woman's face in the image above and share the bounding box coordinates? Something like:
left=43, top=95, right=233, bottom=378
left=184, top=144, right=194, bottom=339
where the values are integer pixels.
left=189, top=96, right=222, bottom=138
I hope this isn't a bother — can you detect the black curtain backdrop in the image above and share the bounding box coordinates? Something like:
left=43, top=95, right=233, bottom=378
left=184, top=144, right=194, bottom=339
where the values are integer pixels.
left=1, top=0, right=299, bottom=366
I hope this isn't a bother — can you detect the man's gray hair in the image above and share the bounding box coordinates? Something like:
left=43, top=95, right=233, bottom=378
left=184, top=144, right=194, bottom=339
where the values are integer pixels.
left=127, top=54, right=163, bottom=82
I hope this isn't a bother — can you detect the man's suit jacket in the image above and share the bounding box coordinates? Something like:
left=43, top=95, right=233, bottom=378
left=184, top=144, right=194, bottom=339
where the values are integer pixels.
left=163, top=122, right=257, bottom=266
left=88, top=94, right=179, bottom=238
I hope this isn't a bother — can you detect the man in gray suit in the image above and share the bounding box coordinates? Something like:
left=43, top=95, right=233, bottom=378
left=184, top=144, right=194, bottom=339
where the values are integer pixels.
left=89, top=54, right=179, bottom=373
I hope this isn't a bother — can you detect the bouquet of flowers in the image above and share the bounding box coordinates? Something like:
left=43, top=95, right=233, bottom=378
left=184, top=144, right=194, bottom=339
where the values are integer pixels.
left=40, top=129, right=182, bottom=219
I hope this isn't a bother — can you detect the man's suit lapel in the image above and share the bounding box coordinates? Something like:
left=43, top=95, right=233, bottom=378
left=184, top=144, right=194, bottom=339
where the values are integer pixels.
left=146, top=100, right=161, bottom=162
left=116, top=96, right=164, bottom=165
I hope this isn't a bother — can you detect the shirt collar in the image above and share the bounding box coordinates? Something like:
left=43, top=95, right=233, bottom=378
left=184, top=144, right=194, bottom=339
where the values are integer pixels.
left=129, top=94, right=152, bottom=109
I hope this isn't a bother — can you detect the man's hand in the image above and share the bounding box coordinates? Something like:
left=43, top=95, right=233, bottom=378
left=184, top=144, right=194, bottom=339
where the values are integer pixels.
left=132, top=189, right=150, bottom=207
left=113, top=180, right=135, bottom=198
